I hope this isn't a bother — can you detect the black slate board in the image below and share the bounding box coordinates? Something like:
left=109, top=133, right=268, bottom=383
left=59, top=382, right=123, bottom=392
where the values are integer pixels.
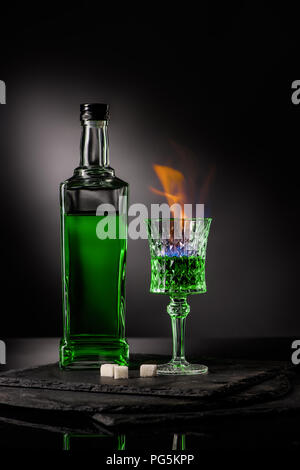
left=0, top=372, right=291, bottom=414
left=0, top=357, right=295, bottom=432
left=92, top=374, right=293, bottom=427
left=0, top=357, right=288, bottom=400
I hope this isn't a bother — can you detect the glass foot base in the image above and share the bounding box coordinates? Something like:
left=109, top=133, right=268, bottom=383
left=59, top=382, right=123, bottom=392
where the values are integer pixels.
left=157, top=360, right=208, bottom=376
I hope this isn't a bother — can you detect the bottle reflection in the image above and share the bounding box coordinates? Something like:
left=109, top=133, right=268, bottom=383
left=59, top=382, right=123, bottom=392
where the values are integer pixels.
left=63, top=433, right=126, bottom=450
left=63, top=432, right=187, bottom=450
left=172, top=433, right=186, bottom=450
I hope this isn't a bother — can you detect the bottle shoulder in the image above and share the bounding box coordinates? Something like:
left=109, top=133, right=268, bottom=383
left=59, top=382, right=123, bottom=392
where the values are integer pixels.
left=61, top=174, right=128, bottom=191
left=60, top=173, right=128, bottom=214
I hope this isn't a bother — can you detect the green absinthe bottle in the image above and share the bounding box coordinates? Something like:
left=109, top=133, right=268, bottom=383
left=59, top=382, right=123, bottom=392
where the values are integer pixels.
left=59, top=103, right=129, bottom=369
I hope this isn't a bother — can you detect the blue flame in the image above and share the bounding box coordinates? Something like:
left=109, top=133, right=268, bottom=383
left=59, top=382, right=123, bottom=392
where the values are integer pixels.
left=162, top=242, right=197, bottom=257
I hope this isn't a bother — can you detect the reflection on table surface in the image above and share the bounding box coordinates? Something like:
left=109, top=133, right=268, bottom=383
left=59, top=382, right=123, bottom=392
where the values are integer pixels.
left=62, top=433, right=186, bottom=451
left=1, top=408, right=300, bottom=450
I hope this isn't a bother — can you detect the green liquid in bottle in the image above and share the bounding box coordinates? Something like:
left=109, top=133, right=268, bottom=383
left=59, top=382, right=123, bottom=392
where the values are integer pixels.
left=60, top=214, right=129, bottom=368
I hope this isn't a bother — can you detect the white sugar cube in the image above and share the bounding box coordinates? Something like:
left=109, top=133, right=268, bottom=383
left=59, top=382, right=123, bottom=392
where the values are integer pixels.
left=114, top=365, right=128, bottom=379
left=140, top=364, right=157, bottom=377
left=100, top=363, right=115, bottom=378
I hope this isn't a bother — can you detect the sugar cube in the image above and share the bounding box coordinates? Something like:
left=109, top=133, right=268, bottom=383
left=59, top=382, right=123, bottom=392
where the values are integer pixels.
left=140, top=364, right=157, bottom=377
left=100, top=363, right=115, bottom=378
left=114, top=365, right=128, bottom=379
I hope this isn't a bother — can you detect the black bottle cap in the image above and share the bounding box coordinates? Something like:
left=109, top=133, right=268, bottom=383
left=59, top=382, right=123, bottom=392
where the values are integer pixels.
left=80, top=103, right=109, bottom=121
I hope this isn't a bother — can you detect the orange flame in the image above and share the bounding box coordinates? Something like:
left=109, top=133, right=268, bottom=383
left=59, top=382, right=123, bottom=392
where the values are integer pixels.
left=150, top=152, right=216, bottom=220
left=149, top=164, right=188, bottom=218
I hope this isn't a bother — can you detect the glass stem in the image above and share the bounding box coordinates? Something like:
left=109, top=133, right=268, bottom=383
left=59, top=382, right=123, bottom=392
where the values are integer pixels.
left=167, top=297, right=190, bottom=363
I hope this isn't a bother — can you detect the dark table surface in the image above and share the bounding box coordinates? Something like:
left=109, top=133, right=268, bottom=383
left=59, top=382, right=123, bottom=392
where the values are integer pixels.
left=0, top=337, right=299, bottom=451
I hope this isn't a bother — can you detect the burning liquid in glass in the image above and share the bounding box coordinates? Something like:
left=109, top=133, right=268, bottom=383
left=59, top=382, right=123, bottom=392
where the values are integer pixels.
left=147, top=155, right=214, bottom=375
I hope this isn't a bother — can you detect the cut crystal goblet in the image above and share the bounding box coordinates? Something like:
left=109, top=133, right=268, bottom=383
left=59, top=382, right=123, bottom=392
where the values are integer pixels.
left=146, top=218, right=212, bottom=375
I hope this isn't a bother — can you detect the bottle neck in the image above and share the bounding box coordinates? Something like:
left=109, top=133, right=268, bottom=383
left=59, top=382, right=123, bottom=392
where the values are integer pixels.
left=76, top=120, right=114, bottom=177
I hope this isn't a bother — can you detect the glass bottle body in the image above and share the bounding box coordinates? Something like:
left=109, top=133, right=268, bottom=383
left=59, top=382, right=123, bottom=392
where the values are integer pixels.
left=59, top=116, right=129, bottom=369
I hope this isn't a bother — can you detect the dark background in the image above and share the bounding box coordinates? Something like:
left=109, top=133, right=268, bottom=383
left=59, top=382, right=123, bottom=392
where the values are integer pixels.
left=0, top=5, right=298, bottom=339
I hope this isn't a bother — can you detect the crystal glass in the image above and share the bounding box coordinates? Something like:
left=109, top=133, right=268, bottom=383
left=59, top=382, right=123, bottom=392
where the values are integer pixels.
left=146, top=218, right=212, bottom=375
